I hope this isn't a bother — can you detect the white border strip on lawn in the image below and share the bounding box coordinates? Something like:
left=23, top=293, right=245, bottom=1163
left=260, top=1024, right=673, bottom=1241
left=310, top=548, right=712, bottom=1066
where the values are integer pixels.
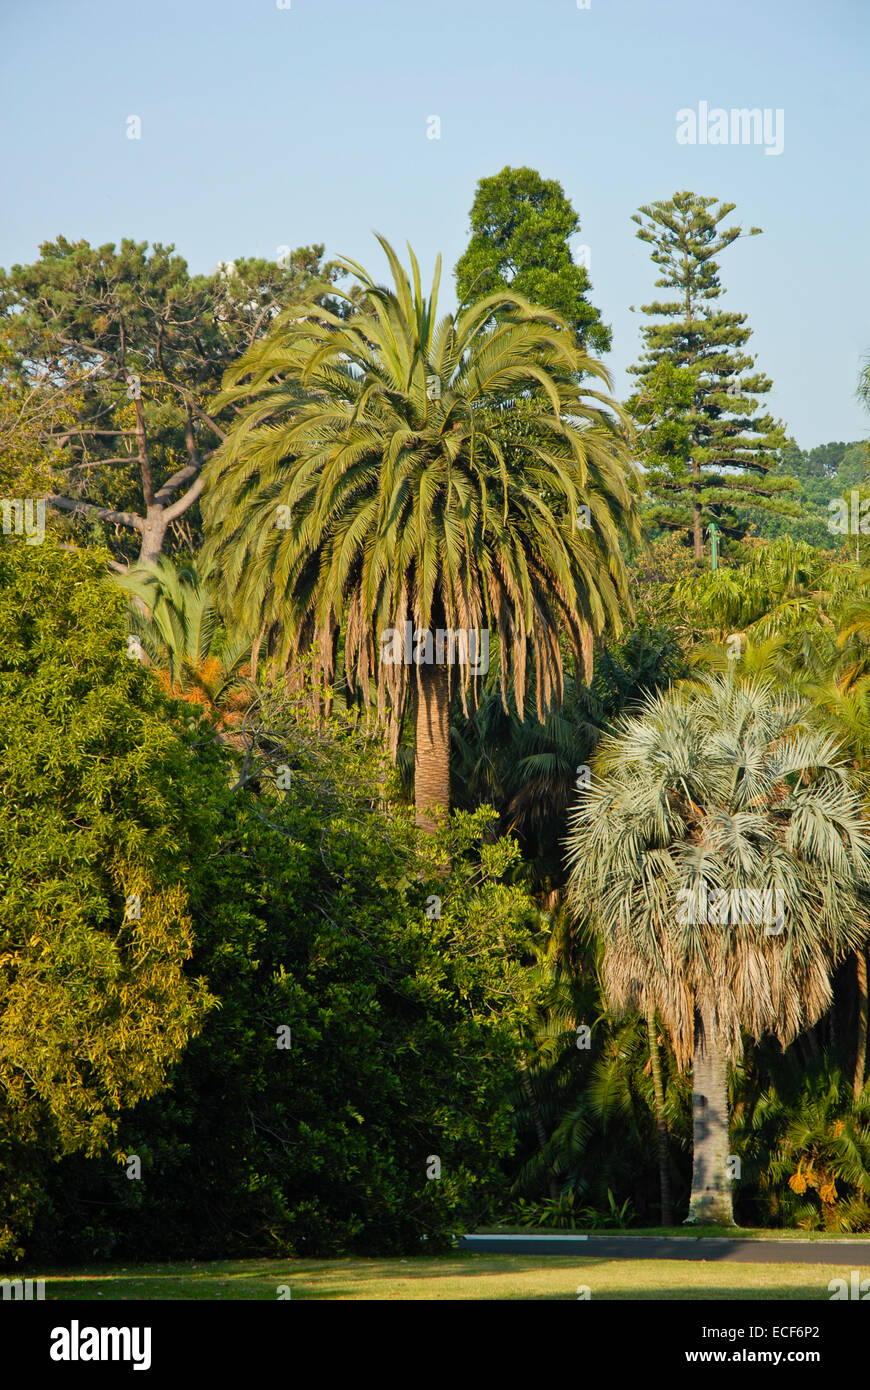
left=461, top=1233, right=589, bottom=1241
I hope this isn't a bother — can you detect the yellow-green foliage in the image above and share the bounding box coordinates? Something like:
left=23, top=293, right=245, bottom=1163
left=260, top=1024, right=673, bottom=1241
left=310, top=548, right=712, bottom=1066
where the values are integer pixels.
left=0, top=540, right=220, bottom=1256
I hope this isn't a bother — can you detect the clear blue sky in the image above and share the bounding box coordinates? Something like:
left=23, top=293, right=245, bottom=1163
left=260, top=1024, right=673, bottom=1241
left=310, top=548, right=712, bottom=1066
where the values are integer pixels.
left=1, top=0, right=867, bottom=447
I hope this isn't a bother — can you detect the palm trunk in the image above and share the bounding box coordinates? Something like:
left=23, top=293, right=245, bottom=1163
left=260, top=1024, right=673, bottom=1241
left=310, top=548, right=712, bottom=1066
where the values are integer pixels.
left=854, top=948, right=868, bottom=1101
left=687, top=1003, right=734, bottom=1225
left=414, top=658, right=450, bottom=833
left=645, top=1005, right=673, bottom=1225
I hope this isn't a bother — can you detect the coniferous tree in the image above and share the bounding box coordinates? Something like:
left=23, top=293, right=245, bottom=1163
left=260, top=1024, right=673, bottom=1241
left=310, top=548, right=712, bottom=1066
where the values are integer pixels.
left=627, top=192, right=798, bottom=558
left=0, top=239, right=339, bottom=567
left=454, top=167, right=610, bottom=355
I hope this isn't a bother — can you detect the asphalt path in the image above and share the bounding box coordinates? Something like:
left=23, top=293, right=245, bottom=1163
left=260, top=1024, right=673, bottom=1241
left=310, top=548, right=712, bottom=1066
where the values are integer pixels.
left=457, top=1234, right=870, bottom=1263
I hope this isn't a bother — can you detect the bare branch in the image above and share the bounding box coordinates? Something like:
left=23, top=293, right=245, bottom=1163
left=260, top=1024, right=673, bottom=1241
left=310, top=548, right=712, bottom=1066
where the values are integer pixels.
left=48, top=494, right=144, bottom=531
left=163, top=476, right=204, bottom=524
left=153, top=463, right=199, bottom=506
left=143, top=376, right=227, bottom=441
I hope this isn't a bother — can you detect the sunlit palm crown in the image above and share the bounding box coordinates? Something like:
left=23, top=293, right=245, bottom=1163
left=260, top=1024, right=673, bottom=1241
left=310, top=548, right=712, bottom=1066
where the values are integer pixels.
left=117, top=557, right=249, bottom=713
left=566, top=674, right=870, bottom=1068
left=201, top=237, right=639, bottom=741
left=118, top=557, right=219, bottom=688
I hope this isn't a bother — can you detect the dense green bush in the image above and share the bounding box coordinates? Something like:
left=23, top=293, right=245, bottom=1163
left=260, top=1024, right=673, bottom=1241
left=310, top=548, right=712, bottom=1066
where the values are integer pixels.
left=18, top=666, right=538, bottom=1259
left=0, top=540, right=221, bottom=1258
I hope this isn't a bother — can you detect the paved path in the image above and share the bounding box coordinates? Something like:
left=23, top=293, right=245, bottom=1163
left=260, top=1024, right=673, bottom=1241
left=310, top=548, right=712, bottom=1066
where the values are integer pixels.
left=457, top=1234, right=870, bottom=1264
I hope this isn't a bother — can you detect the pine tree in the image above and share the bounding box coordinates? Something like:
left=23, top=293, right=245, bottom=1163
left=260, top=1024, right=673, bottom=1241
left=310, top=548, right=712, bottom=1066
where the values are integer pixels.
left=627, top=192, right=798, bottom=558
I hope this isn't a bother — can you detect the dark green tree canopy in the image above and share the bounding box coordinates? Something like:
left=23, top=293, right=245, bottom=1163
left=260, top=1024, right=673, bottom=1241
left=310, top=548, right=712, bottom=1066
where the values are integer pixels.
left=454, top=166, right=611, bottom=355
left=753, top=438, right=870, bottom=547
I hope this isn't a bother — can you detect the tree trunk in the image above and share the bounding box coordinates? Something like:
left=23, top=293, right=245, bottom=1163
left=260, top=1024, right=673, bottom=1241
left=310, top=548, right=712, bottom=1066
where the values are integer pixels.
left=687, top=1003, right=735, bottom=1225
left=520, top=1059, right=558, bottom=1200
left=854, top=948, right=868, bottom=1101
left=692, top=462, right=704, bottom=559
left=138, top=505, right=168, bottom=567
left=414, top=658, right=450, bottom=833
left=646, top=1005, right=674, bottom=1226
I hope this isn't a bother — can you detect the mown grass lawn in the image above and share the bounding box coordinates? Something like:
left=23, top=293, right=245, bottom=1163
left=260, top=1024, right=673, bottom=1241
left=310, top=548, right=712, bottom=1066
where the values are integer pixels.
left=476, top=1225, right=870, bottom=1239
left=16, top=1254, right=867, bottom=1300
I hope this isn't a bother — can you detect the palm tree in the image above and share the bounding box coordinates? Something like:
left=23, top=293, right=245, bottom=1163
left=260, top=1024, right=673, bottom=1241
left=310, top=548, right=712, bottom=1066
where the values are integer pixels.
left=691, top=643, right=870, bottom=1109
left=117, top=557, right=250, bottom=719
left=806, top=674, right=870, bottom=1099
left=733, top=1053, right=870, bottom=1231
left=673, top=536, right=848, bottom=668
left=451, top=624, right=684, bottom=891
left=201, top=237, right=639, bottom=829
left=565, top=672, right=870, bottom=1224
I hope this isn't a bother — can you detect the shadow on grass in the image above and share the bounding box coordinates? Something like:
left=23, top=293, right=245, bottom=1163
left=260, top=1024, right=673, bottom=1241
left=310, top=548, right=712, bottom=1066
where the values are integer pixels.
left=8, top=1255, right=858, bottom=1301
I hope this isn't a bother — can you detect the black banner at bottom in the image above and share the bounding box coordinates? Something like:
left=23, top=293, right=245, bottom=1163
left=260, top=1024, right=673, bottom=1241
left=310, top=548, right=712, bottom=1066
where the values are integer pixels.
left=2, top=1298, right=864, bottom=1377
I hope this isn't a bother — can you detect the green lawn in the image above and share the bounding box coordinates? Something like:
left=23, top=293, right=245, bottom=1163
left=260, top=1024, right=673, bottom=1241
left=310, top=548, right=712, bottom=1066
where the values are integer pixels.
left=476, top=1225, right=870, bottom=1239
left=12, top=1253, right=868, bottom=1300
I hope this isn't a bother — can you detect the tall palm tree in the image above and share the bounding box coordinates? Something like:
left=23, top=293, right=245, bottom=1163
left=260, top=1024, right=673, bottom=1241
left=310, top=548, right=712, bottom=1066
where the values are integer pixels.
left=565, top=672, right=870, bottom=1224
left=699, top=625, right=870, bottom=1112
left=201, top=237, right=639, bottom=829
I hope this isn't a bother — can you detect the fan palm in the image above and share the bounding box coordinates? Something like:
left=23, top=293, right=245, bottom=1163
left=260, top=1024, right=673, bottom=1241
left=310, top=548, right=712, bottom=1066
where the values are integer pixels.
left=698, top=653, right=870, bottom=1104
left=201, top=237, right=639, bottom=828
left=565, top=672, right=870, bottom=1224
